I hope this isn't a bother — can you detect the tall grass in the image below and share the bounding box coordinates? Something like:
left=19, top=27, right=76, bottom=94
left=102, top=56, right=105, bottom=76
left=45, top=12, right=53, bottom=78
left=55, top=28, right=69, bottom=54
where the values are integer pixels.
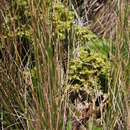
left=0, top=0, right=67, bottom=129
left=105, top=0, right=129, bottom=129
left=0, top=0, right=129, bottom=130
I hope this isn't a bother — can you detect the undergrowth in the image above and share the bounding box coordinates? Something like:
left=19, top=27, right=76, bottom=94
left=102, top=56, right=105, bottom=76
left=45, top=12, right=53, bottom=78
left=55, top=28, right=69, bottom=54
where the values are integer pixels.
left=0, top=0, right=129, bottom=130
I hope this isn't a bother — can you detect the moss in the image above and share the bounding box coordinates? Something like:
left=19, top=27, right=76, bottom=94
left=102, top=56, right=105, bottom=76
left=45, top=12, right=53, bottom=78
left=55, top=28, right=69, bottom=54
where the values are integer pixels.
left=69, top=47, right=111, bottom=99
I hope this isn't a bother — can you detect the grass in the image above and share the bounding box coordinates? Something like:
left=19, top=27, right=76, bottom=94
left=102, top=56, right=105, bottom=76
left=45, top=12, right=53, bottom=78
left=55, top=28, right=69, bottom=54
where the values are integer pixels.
left=0, top=0, right=129, bottom=130
left=0, top=0, right=66, bottom=129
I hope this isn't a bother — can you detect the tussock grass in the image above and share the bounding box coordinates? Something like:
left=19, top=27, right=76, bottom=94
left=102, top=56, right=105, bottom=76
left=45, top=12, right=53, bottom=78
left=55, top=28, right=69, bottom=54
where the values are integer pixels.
left=0, top=0, right=67, bottom=129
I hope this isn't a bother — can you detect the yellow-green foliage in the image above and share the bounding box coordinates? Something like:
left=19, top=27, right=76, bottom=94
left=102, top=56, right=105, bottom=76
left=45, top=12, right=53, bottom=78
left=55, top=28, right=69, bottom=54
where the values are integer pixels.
left=2, top=0, right=32, bottom=40
left=69, top=47, right=111, bottom=98
left=53, top=2, right=74, bottom=40
left=0, top=0, right=33, bottom=66
left=53, top=2, right=98, bottom=42
left=75, top=26, right=98, bottom=45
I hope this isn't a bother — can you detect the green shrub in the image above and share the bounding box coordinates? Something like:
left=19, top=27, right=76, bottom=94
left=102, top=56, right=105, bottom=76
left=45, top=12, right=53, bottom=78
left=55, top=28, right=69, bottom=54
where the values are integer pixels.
left=53, top=1, right=74, bottom=40
left=69, top=47, right=111, bottom=102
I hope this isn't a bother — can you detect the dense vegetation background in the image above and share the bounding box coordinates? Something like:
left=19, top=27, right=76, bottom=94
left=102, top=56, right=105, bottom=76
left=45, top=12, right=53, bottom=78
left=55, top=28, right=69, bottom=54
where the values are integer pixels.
left=0, top=0, right=129, bottom=130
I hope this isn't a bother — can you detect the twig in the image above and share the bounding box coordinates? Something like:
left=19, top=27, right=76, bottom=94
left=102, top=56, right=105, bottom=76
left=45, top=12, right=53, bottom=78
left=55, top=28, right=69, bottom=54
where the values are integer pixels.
left=71, top=4, right=83, bottom=27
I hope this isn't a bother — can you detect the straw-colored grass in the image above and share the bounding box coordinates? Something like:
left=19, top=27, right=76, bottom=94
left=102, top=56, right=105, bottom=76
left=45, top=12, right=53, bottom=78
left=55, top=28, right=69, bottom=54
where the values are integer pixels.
left=0, top=0, right=129, bottom=130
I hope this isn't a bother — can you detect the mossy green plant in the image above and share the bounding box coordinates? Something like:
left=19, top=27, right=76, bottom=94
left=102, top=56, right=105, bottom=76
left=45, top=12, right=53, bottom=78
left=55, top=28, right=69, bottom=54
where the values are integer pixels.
left=53, top=2, right=74, bottom=40
left=69, top=47, right=111, bottom=100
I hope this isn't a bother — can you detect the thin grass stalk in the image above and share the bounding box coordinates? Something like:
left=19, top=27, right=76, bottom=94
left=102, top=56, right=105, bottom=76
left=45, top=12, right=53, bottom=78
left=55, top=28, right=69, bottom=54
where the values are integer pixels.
left=106, top=0, right=129, bottom=129
left=28, top=0, right=67, bottom=129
